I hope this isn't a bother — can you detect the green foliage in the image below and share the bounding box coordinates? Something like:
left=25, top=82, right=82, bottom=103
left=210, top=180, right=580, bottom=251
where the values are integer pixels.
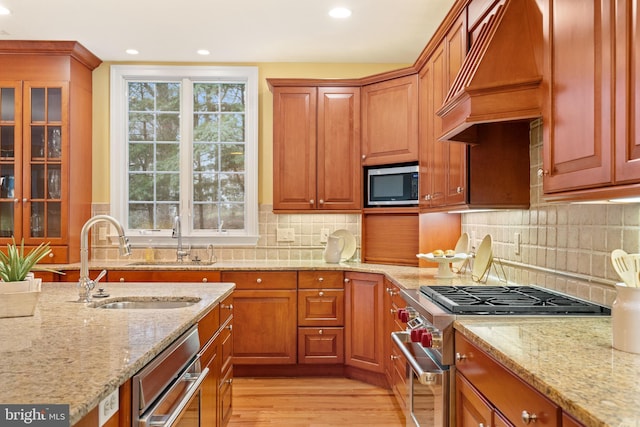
left=0, top=239, right=53, bottom=282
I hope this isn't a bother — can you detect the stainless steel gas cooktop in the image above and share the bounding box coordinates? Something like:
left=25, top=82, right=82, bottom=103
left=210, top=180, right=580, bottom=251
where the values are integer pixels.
left=419, top=285, right=611, bottom=315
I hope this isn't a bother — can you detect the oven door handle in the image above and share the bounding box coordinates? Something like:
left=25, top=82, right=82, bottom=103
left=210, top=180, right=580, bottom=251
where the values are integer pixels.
left=392, top=331, right=445, bottom=386
left=141, top=363, right=209, bottom=427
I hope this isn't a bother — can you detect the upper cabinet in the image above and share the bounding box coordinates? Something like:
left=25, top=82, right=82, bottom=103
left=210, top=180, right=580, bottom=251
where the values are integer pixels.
left=361, top=75, right=419, bottom=166
left=0, top=41, right=101, bottom=263
left=269, top=84, right=361, bottom=212
left=542, top=0, right=640, bottom=201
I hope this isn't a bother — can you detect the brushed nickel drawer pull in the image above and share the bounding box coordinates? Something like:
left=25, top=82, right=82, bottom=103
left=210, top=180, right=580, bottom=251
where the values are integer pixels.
left=521, top=411, right=538, bottom=424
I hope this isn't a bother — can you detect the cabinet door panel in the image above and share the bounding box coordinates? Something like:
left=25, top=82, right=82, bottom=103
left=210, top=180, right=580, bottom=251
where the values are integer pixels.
left=456, top=373, right=493, bottom=427
left=345, top=272, right=384, bottom=372
left=615, top=0, right=640, bottom=182
left=232, top=289, right=297, bottom=364
left=362, top=75, right=419, bottom=166
left=543, top=0, right=614, bottom=192
left=317, top=87, right=361, bottom=210
left=298, top=289, right=344, bottom=326
left=298, top=327, right=344, bottom=364
left=272, top=87, right=317, bottom=210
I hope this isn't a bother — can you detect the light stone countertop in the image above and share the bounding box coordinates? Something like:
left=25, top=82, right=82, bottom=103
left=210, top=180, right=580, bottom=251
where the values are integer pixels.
left=454, top=318, right=638, bottom=427
left=26, top=260, right=632, bottom=427
left=0, top=281, right=234, bottom=426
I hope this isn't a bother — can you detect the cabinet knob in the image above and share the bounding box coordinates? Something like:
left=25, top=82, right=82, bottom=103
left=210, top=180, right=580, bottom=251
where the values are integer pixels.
left=226, top=324, right=233, bottom=331
left=226, top=378, right=233, bottom=385
left=455, top=352, right=467, bottom=362
left=309, top=199, right=314, bottom=204
left=362, top=154, right=366, bottom=160
left=390, top=308, right=397, bottom=315
left=424, top=194, right=432, bottom=201
left=344, top=278, right=350, bottom=283
left=319, top=199, right=324, bottom=204
left=390, top=355, right=399, bottom=361
left=318, top=277, right=324, bottom=282
left=13, top=198, right=19, bottom=204
left=222, top=304, right=234, bottom=310
left=521, top=411, right=538, bottom=424
left=119, top=277, right=125, bottom=282
left=537, top=168, right=549, bottom=177
left=318, top=329, right=323, bottom=335
left=22, top=198, right=28, bottom=203
left=202, top=278, right=208, bottom=282
left=318, top=291, right=324, bottom=296
left=256, top=278, right=262, bottom=284
left=456, top=186, right=464, bottom=194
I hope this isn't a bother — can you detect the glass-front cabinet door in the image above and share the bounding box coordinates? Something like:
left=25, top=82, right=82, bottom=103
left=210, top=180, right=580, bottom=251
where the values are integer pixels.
left=24, top=82, right=67, bottom=244
left=0, top=81, right=22, bottom=242
left=0, top=81, right=68, bottom=245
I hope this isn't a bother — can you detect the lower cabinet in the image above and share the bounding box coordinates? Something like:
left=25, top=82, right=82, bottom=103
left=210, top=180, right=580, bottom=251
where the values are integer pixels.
left=384, top=279, right=408, bottom=415
left=345, top=272, right=385, bottom=375
left=221, top=271, right=297, bottom=365
left=455, top=332, right=586, bottom=427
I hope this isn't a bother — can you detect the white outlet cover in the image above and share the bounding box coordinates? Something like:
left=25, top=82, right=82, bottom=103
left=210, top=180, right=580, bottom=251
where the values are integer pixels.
left=98, top=389, right=118, bottom=427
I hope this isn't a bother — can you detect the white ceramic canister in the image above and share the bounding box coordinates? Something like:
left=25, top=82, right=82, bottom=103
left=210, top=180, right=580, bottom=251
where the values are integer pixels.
left=612, top=283, right=640, bottom=354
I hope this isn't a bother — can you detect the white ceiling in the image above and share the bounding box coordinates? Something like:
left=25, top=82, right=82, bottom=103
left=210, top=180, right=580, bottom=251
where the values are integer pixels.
left=0, top=0, right=456, bottom=63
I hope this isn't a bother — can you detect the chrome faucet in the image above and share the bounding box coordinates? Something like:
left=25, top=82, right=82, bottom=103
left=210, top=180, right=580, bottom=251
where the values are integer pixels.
left=78, top=215, right=131, bottom=302
left=172, top=215, right=190, bottom=262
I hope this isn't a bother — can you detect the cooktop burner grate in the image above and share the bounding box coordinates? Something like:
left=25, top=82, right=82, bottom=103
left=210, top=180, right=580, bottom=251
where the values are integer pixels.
left=419, top=285, right=611, bottom=315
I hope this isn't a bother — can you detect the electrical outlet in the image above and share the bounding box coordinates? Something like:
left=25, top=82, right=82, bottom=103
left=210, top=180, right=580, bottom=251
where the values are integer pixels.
left=320, top=228, right=330, bottom=243
left=514, top=232, right=521, bottom=255
left=277, top=227, right=295, bottom=242
left=98, top=388, right=119, bottom=427
left=98, top=226, right=107, bottom=241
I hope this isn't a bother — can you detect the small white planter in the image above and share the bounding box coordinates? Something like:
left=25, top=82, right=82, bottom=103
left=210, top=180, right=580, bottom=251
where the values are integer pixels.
left=0, top=276, right=42, bottom=318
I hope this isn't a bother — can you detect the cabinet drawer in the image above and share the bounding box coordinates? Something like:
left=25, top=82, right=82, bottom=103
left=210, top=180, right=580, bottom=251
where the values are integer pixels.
left=219, top=294, right=233, bottom=326
left=298, top=289, right=344, bottom=326
left=221, top=271, right=297, bottom=289
left=219, top=320, right=233, bottom=376
left=298, top=270, right=344, bottom=289
left=198, top=306, right=221, bottom=349
left=108, top=270, right=221, bottom=283
left=298, top=327, right=344, bottom=364
left=455, top=333, right=560, bottom=427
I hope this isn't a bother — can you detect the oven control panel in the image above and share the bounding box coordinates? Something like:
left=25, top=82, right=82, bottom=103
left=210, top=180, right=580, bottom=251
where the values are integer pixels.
left=398, top=308, right=442, bottom=350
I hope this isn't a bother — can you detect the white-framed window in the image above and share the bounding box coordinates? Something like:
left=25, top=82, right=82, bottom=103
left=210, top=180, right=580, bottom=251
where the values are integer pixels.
left=110, top=65, right=259, bottom=247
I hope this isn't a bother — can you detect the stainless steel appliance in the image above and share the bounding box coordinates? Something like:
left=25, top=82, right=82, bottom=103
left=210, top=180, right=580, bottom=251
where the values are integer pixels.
left=133, top=326, right=208, bottom=427
left=365, top=163, right=419, bottom=207
left=392, top=285, right=610, bottom=427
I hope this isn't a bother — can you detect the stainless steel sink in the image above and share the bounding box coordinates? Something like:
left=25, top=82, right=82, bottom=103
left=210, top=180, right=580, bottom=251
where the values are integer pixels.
left=94, top=297, right=201, bottom=309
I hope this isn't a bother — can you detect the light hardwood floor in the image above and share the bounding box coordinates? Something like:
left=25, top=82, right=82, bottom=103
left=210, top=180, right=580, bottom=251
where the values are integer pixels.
left=228, top=377, right=405, bottom=426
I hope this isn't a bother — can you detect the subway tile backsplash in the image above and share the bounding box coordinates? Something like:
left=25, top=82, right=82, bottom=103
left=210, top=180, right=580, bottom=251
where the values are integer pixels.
left=92, top=120, right=633, bottom=307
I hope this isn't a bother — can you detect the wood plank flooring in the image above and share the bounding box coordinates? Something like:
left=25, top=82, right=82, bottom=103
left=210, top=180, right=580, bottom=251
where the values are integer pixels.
left=228, top=377, right=406, bottom=427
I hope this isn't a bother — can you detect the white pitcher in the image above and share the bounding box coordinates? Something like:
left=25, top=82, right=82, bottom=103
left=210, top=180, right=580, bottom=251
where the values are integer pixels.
left=323, top=235, right=345, bottom=264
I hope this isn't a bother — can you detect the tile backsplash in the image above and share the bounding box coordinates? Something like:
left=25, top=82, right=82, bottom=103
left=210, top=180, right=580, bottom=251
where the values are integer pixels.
left=92, top=119, right=633, bottom=306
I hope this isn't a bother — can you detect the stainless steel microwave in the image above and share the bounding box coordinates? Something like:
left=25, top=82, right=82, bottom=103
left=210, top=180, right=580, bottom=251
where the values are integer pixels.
left=365, top=163, right=419, bottom=207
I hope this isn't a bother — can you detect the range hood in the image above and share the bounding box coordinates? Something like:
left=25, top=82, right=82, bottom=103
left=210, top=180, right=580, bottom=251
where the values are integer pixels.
left=437, top=0, right=543, bottom=143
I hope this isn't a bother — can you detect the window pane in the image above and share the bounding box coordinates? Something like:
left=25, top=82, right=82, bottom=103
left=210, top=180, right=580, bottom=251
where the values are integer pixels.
left=220, top=84, right=245, bottom=112
left=193, top=173, right=218, bottom=202
left=129, top=173, right=153, bottom=201
left=194, top=83, right=221, bottom=112
left=220, top=173, right=244, bottom=202
left=156, top=83, right=180, bottom=111
left=129, top=82, right=155, bottom=111
left=129, top=112, right=155, bottom=141
left=220, top=113, right=244, bottom=142
left=193, top=143, right=218, bottom=172
left=221, top=144, right=244, bottom=171
left=157, top=112, right=180, bottom=141
left=193, top=203, right=219, bottom=230
left=194, top=114, right=219, bottom=142
left=220, top=203, right=244, bottom=230
left=129, top=143, right=154, bottom=171
left=156, top=173, right=180, bottom=201
left=157, top=143, right=179, bottom=171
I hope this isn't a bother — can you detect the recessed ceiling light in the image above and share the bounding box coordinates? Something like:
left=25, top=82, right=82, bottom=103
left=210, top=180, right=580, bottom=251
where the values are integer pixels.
left=0, top=6, right=11, bottom=15
left=125, top=49, right=139, bottom=55
left=329, top=7, right=352, bottom=19
left=197, top=49, right=210, bottom=56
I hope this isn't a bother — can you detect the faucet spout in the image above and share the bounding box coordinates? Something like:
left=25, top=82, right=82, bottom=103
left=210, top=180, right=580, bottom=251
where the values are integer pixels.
left=172, top=215, right=189, bottom=262
left=78, top=215, right=131, bottom=302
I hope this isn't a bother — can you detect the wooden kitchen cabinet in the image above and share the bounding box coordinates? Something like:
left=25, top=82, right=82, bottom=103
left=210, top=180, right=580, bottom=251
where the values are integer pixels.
left=419, top=14, right=467, bottom=209
left=0, top=41, right=101, bottom=263
left=221, top=271, right=297, bottom=365
left=106, top=269, right=221, bottom=283
left=345, top=271, right=385, bottom=383
left=455, top=332, right=560, bottom=427
left=269, top=84, right=361, bottom=212
left=362, top=209, right=419, bottom=266
left=297, top=270, right=345, bottom=364
left=383, top=280, right=408, bottom=415
left=541, top=0, right=640, bottom=201
left=361, top=74, right=419, bottom=166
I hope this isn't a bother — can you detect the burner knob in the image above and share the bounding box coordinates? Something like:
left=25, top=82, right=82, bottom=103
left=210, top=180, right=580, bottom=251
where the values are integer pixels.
left=420, top=331, right=433, bottom=347
left=398, top=308, right=408, bottom=322
left=410, top=328, right=426, bottom=342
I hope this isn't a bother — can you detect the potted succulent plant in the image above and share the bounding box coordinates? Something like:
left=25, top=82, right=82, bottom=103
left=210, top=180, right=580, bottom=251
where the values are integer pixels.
left=0, top=239, right=56, bottom=317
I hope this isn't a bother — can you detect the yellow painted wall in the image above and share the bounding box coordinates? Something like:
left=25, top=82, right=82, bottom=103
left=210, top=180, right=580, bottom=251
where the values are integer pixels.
left=91, top=62, right=409, bottom=205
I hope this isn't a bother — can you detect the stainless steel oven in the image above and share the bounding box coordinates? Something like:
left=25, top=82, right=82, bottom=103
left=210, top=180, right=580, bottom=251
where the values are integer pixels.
left=132, top=326, right=209, bottom=427
left=394, top=285, right=611, bottom=427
